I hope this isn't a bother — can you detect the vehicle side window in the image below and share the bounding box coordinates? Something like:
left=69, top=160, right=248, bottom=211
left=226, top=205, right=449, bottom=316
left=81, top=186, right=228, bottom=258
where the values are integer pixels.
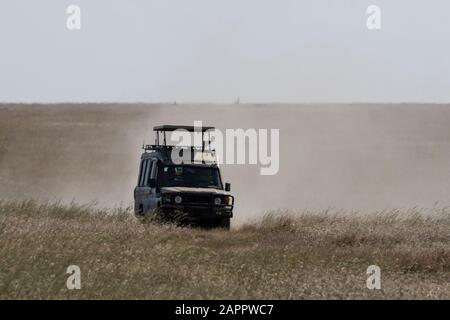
left=137, top=160, right=144, bottom=186
left=139, top=160, right=148, bottom=186
left=150, top=160, right=157, bottom=179
left=144, top=160, right=153, bottom=187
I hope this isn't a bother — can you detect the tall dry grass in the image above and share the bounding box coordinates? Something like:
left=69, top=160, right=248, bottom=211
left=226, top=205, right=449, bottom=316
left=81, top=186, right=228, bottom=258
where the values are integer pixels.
left=1, top=200, right=449, bottom=299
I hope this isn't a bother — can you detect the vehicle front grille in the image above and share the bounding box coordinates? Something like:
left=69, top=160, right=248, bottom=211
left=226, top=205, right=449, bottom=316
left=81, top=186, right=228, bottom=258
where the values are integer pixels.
left=183, top=194, right=211, bottom=205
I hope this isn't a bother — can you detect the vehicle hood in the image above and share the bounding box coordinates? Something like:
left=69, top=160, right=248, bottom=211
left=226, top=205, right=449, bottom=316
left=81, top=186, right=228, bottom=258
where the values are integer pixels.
left=160, top=186, right=230, bottom=195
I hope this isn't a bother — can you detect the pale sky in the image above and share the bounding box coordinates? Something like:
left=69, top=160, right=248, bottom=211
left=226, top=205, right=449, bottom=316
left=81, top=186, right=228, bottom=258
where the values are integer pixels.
left=1, top=0, right=449, bottom=103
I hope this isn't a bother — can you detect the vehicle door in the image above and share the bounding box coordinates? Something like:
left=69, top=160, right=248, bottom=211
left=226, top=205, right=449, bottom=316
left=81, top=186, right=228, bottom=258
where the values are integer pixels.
left=146, top=159, right=160, bottom=210
left=139, top=159, right=154, bottom=212
left=134, top=158, right=152, bottom=213
left=134, top=159, right=145, bottom=214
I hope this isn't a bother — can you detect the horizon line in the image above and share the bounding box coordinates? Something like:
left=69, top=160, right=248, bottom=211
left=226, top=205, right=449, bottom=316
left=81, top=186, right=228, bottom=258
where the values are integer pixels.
left=1, top=101, right=450, bottom=106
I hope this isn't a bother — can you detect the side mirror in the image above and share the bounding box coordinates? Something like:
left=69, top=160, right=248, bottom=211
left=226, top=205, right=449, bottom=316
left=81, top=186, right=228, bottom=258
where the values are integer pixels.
left=225, top=183, right=231, bottom=192
left=148, top=178, right=156, bottom=188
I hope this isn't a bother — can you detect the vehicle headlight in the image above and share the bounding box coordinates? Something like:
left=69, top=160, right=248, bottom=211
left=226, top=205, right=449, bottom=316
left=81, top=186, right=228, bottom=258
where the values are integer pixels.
left=214, top=197, right=222, bottom=205
left=224, top=196, right=233, bottom=206
left=174, top=195, right=183, bottom=204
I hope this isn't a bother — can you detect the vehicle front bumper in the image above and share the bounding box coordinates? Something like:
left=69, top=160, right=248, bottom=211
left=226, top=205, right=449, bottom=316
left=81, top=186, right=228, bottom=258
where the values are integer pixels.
left=158, top=204, right=233, bottom=219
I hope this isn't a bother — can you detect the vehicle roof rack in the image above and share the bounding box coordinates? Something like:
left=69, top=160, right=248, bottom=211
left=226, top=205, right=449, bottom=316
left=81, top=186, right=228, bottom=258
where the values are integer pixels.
left=153, top=125, right=215, bottom=132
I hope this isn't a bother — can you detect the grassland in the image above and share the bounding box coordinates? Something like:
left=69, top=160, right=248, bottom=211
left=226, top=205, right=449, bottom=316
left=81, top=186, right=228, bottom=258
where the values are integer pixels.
left=1, top=200, right=449, bottom=299
left=1, top=103, right=450, bottom=299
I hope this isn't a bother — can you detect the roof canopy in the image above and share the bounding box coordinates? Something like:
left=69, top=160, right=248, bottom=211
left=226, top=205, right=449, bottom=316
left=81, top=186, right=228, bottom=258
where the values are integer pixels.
left=153, top=125, right=215, bottom=132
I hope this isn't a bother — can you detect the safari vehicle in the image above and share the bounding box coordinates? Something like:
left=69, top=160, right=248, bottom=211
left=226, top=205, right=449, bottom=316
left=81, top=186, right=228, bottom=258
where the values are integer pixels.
left=134, top=125, right=234, bottom=229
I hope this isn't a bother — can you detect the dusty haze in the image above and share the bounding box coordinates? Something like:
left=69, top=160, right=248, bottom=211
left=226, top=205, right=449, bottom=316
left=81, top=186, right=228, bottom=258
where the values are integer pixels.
left=1, top=103, right=450, bottom=224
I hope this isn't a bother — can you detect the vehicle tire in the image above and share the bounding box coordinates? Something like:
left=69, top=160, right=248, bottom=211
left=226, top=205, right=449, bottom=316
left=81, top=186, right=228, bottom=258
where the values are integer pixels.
left=136, top=204, right=144, bottom=216
left=218, top=217, right=230, bottom=230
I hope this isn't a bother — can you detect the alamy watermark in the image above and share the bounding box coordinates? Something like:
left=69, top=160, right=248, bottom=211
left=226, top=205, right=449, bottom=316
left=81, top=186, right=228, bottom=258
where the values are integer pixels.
left=367, top=5, right=381, bottom=30
left=66, top=265, right=81, bottom=290
left=168, top=121, right=279, bottom=176
left=366, top=265, right=381, bottom=290
left=66, top=5, right=81, bottom=30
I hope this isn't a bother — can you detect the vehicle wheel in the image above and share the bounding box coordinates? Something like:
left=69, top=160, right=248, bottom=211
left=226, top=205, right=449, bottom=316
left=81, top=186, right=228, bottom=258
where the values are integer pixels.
left=218, top=217, right=230, bottom=230
left=136, top=204, right=144, bottom=216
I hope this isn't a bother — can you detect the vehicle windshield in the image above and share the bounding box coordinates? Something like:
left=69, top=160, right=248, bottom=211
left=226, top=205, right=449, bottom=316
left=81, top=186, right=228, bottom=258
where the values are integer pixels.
left=158, top=165, right=223, bottom=189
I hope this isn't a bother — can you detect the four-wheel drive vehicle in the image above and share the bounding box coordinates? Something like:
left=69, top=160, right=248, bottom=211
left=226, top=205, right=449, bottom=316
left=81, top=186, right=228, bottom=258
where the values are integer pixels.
left=134, top=125, right=234, bottom=229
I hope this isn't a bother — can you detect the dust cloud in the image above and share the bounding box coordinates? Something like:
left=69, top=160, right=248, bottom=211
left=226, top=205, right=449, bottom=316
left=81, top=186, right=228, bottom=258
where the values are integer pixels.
left=1, top=103, right=450, bottom=223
